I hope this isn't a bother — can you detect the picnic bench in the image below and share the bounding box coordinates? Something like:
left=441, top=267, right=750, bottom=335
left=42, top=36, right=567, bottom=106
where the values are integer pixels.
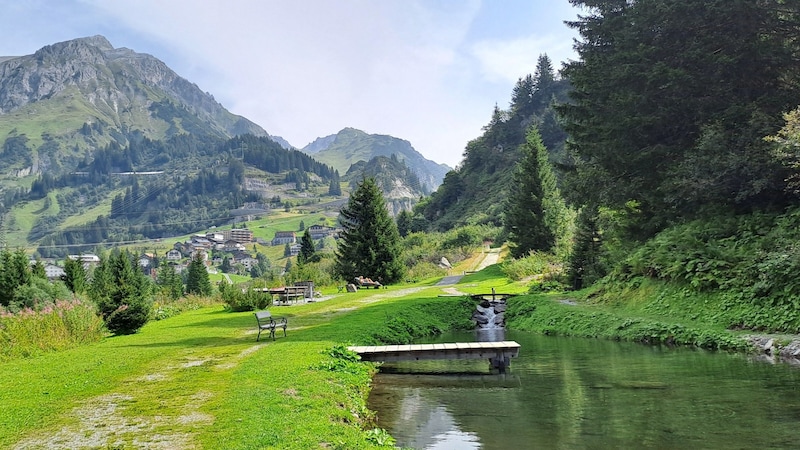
left=258, top=286, right=306, bottom=305
left=254, top=310, right=287, bottom=341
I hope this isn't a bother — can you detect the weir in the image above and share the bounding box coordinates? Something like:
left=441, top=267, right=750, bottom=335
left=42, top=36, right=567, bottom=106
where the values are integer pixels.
left=348, top=341, right=521, bottom=372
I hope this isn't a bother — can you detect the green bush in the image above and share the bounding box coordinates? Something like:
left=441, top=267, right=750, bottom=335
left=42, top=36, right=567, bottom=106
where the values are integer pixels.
left=502, top=251, right=559, bottom=281
left=219, top=282, right=269, bottom=312
left=0, top=298, right=105, bottom=361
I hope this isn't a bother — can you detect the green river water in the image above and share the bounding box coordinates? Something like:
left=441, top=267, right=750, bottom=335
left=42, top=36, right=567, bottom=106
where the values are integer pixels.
left=367, top=330, right=800, bottom=449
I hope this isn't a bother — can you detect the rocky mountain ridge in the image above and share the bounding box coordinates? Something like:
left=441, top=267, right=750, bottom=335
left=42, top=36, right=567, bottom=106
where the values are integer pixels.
left=0, top=35, right=268, bottom=159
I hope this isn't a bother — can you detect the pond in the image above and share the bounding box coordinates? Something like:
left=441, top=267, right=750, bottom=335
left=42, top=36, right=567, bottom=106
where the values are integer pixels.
left=367, top=330, right=800, bottom=449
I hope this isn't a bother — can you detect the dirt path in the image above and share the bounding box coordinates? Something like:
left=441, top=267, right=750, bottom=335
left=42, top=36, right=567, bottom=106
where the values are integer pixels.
left=474, top=248, right=501, bottom=271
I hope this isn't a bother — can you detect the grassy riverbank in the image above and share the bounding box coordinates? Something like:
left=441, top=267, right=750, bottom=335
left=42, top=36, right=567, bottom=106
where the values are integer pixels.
left=507, top=278, right=757, bottom=352
left=0, top=283, right=475, bottom=449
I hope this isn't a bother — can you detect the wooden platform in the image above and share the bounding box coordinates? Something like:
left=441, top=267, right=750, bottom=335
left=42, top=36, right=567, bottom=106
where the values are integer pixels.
left=348, top=341, right=521, bottom=371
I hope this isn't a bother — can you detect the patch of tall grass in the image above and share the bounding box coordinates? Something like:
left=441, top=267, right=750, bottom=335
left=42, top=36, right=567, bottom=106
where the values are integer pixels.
left=0, top=298, right=105, bottom=361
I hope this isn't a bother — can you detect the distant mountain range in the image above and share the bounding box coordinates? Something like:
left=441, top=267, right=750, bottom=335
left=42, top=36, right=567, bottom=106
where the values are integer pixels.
left=0, top=35, right=454, bottom=249
left=301, top=128, right=451, bottom=192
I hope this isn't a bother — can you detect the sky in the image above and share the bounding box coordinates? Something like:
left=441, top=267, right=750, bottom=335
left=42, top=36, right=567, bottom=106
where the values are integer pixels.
left=0, top=0, right=582, bottom=168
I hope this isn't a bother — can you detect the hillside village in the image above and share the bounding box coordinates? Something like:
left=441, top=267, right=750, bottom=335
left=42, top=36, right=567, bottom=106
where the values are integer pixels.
left=38, top=224, right=342, bottom=281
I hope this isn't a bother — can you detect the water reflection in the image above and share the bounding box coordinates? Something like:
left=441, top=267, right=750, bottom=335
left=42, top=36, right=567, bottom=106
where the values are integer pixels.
left=369, top=331, right=800, bottom=449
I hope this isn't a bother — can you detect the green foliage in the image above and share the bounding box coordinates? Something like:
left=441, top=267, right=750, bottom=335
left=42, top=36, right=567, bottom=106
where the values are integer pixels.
left=501, top=251, right=559, bottom=281
left=62, top=255, right=86, bottom=294
left=364, top=428, right=396, bottom=447
left=218, top=281, right=269, bottom=312
left=286, top=255, right=337, bottom=287
left=0, top=299, right=105, bottom=361
left=610, top=208, right=800, bottom=332
left=89, top=250, right=153, bottom=335
left=335, top=177, right=405, bottom=284
left=419, top=54, right=570, bottom=231
left=151, top=294, right=217, bottom=321
left=297, top=229, right=317, bottom=264
left=567, top=205, right=608, bottom=290
left=504, top=126, right=571, bottom=258
left=156, top=263, right=183, bottom=300
left=185, top=253, right=212, bottom=296
left=560, top=0, right=800, bottom=239
left=507, top=295, right=748, bottom=351
left=0, top=249, right=32, bottom=307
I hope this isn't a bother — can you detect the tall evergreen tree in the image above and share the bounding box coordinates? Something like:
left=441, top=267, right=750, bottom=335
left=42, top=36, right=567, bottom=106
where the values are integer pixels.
left=335, top=178, right=405, bottom=284
left=186, top=253, right=212, bottom=296
left=504, top=127, right=569, bottom=258
left=0, top=249, right=32, bottom=306
left=89, top=250, right=152, bottom=335
left=157, top=264, right=184, bottom=300
left=560, top=0, right=800, bottom=238
left=62, top=255, right=86, bottom=294
left=297, top=229, right=316, bottom=264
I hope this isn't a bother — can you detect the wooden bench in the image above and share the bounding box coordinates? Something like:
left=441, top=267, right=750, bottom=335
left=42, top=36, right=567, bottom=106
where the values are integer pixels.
left=253, top=310, right=288, bottom=341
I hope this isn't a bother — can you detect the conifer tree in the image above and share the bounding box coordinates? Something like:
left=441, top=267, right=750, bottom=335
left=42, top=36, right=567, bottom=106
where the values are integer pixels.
left=62, top=255, right=86, bottom=294
left=297, top=229, right=316, bottom=264
left=504, top=127, right=569, bottom=258
left=89, top=250, right=152, bottom=335
left=335, top=177, right=405, bottom=284
left=186, top=253, right=212, bottom=296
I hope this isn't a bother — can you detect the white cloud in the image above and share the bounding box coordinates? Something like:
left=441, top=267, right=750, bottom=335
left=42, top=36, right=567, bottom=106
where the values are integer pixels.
left=471, top=34, right=575, bottom=84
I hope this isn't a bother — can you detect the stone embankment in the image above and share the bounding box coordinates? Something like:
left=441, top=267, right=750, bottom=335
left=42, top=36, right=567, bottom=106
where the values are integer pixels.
left=746, top=335, right=800, bottom=365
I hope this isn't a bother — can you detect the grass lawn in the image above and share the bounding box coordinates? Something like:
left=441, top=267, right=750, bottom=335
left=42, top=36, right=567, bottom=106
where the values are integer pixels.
left=0, top=278, right=487, bottom=449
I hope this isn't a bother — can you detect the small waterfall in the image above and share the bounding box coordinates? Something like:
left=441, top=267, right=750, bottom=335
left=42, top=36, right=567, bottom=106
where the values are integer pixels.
left=471, top=299, right=507, bottom=342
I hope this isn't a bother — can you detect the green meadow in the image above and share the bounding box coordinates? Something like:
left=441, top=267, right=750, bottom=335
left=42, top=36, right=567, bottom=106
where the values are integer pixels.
left=0, top=280, right=482, bottom=449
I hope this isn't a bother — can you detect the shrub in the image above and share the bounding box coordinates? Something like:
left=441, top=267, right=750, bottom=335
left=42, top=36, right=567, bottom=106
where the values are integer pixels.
left=219, top=281, right=269, bottom=312
left=0, top=298, right=105, bottom=361
left=502, top=251, right=560, bottom=281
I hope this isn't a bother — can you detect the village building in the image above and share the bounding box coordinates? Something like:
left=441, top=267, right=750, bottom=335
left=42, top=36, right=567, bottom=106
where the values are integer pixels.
left=272, top=231, right=296, bottom=246
left=223, top=228, right=254, bottom=244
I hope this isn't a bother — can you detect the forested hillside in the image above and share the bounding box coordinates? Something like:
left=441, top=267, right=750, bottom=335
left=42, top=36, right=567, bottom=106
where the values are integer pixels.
left=12, top=134, right=337, bottom=256
left=415, top=55, right=569, bottom=230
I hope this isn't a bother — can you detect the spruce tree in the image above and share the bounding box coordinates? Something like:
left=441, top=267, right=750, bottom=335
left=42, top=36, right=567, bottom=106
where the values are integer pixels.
left=62, top=255, right=86, bottom=294
left=335, top=177, right=405, bottom=284
left=186, top=253, right=212, bottom=296
left=297, top=229, right=316, bottom=264
left=89, top=250, right=153, bottom=335
left=504, top=126, right=569, bottom=258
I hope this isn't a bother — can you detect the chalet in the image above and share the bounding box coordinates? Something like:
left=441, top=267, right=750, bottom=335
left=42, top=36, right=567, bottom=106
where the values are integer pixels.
left=165, top=249, right=182, bottom=261
left=173, top=242, right=192, bottom=257
left=308, top=224, right=338, bottom=240
left=68, top=254, right=100, bottom=270
left=272, top=231, right=296, bottom=246
left=289, top=243, right=302, bottom=256
left=190, top=236, right=214, bottom=249
left=139, top=253, right=155, bottom=269
left=238, top=256, right=258, bottom=270
left=45, top=264, right=66, bottom=280
left=223, top=239, right=245, bottom=252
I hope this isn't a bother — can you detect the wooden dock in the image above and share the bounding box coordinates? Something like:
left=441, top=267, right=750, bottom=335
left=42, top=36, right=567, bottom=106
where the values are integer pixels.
left=348, top=341, right=521, bottom=372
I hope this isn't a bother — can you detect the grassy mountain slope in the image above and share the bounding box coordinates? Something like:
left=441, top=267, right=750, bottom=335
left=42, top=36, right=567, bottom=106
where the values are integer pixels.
left=301, top=127, right=451, bottom=192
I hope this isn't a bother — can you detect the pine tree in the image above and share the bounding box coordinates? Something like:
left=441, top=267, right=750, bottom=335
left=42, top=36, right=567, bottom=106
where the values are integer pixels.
left=186, top=253, right=212, bottom=296
left=504, top=126, right=569, bottom=258
left=297, top=229, right=316, bottom=264
left=62, top=255, right=87, bottom=294
left=335, top=177, right=405, bottom=284
left=157, top=264, right=184, bottom=300
left=89, top=250, right=153, bottom=335
left=0, top=249, right=32, bottom=306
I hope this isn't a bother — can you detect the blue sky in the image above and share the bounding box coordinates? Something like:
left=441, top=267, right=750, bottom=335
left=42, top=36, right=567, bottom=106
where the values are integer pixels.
left=0, top=0, right=582, bottom=167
